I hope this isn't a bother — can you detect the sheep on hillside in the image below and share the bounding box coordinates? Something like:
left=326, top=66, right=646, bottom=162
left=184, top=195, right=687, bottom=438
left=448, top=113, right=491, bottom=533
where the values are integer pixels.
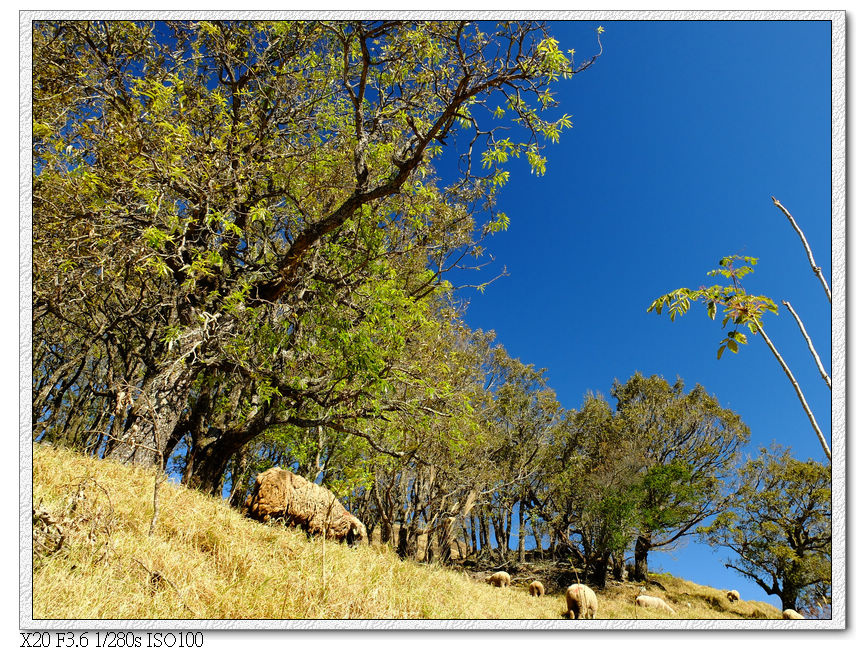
left=726, top=589, right=740, bottom=603
left=635, top=594, right=677, bottom=615
left=528, top=580, right=545, bottom=597
left=486, top=571, right=511, bottom=588
left=782, top=609, right=805, bottom=620
left=565, top=583, right=598, bottom=619
left=243, top=467, right=367, bottom=546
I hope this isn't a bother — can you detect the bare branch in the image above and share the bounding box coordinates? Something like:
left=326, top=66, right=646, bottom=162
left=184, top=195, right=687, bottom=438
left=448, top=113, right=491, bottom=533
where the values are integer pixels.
left=782, top=300, right=831, bottom=390
left=771, top=196, right=831, bottom=303
left=754, top=323, right=831, bottom=461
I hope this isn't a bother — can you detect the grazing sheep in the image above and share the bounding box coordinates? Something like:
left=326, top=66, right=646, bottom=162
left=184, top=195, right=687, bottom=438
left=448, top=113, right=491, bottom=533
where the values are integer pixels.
left=782, top=609, right=805, bottom=620
left=486, top=571, right=511, bottom=588
left=528, top=580, right=545, bottom=597
left=635, top=594, right=677, bottom=615
left=726, top=589, right=740, bottom=603
left=565, top=583, right=598, bottom=619
left=243, top=467, right=367, bottom=545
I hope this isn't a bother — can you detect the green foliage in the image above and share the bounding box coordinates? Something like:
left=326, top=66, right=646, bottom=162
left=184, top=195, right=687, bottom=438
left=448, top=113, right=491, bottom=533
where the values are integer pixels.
left=699, top=445, right=831, bottom=612
left=648, top=255, right=778, bottom=359
left=32, top=19, right=600, bottom=475
left=612, top=372, right=750, bottom=560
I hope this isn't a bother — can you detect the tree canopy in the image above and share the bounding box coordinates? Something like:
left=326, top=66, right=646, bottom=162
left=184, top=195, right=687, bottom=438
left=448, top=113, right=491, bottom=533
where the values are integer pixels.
left=33, top=19, right=598, bottom=489
left=699, top=446, right=831, bottom=613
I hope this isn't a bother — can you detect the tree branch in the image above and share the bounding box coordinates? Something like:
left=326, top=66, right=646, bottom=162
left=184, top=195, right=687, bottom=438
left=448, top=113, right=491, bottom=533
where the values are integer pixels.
left=755, top=322, right=831, bottom=461
left=771, top=196, right=831, bottom=303
left=782, top=300, right=831, bottom=389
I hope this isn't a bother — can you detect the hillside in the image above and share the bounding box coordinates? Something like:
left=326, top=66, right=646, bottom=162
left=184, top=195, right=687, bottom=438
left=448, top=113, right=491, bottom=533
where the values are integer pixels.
left=31, top=444, right=782, bottom=621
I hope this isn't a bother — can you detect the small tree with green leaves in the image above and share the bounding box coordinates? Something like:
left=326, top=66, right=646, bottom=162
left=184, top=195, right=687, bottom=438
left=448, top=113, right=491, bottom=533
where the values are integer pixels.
left=612, top=372, right=750, bottom=583
left=699, top=445, right=831, bottom=614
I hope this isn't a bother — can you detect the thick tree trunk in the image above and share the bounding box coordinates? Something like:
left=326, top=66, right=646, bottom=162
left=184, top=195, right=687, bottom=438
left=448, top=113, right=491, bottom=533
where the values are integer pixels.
left=634, top=534, right=652, bottom=582
left=104, top=361, right=193, bottom=467
left=185, top=400, right=274, bottom=495
left=380, top=517, right=392, bottom=547
left=397, top=524, right=409, bottom=559
left=590, top=551, right=610, bottom=588
left=780, top=586, right=799, bottom=612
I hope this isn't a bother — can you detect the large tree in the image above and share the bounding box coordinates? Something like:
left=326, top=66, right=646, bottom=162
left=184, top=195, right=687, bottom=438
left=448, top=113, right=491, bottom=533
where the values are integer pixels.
left=699, top=446, right=831, bottom=613
left=612, top=373, right=750, bottom=582
left=32, top=20, right=601, bottom=487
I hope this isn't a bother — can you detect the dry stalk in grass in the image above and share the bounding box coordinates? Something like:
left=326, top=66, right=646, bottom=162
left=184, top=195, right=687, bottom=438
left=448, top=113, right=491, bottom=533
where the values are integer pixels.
left=34, top=476, right=116, bottom=566
left=132, top=557, right=197, bottom=617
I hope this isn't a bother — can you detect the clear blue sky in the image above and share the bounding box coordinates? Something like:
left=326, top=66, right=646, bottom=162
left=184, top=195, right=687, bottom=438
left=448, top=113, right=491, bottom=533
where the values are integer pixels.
left=450, top=20, right=832, bottom=607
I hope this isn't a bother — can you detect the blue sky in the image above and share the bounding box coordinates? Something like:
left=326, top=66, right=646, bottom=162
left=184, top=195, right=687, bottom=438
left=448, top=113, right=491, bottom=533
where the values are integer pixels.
left=448, top=20, right=832, bottom=607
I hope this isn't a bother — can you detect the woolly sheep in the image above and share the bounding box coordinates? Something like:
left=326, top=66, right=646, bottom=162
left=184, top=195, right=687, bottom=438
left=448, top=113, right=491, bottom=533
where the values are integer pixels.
left=565, top=583, right=598, bottom=619
left=635, top=594, right=677, bottom=615
left=243, top=467, right=367, bottom=545
left=726, top=589, right=740, bottom=603
left=782, top=609, right=805, bottom=620
left=486, top=571, right=511, bottom=588
left=528, top=580, right=545, bottom=597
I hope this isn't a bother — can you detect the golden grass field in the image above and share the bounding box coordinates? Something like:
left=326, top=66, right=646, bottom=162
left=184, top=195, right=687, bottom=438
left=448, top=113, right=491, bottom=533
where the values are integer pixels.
left=31, top=443, right=783, bottom=621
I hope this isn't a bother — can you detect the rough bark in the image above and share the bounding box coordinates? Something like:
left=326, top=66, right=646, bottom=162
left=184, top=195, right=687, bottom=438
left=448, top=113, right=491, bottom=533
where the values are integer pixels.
left=634, top=534, right=651, bottom=582
left=590, top=551, right=610, bottom=588
left=103, top=361, right=193, bottom=467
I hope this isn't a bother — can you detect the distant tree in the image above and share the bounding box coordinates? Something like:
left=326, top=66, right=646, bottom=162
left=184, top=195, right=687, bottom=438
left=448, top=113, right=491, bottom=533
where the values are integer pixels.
left=648, top=198, right=831, bottom=461
left=612, top=373, right=750, bottom=583
left=699, top=446, right=831, bottom=613
left=533, top=394, right=642, bottom=586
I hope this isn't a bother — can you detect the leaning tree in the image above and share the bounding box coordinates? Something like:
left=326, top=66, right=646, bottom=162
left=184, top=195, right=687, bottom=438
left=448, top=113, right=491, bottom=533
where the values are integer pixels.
left=32, top=20, right=602, bottom=490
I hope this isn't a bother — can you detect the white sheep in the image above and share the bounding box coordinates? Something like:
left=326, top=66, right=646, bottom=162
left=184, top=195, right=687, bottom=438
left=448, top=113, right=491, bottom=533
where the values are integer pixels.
left=243, top=467, right=367, bottom=545
left=635, top=594, right=677, bottom=615
left=782, top=608, right=805, bottom=619
left=726, top=589, right=740, bottom=603
left=565, top=583, right=598, bottom=619
left=486, top=571, right=511, bottom=588
left=528, top=580, right=545, bottom=597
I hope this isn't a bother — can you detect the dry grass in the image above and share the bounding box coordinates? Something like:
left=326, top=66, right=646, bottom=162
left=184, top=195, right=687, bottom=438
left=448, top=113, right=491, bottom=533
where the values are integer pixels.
left=31, top=444, right=782, bottom=621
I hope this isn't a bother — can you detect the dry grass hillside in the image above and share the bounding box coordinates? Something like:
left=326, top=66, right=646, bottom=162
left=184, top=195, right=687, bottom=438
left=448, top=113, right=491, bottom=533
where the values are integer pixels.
left=31, top=444, right=782, bottom=621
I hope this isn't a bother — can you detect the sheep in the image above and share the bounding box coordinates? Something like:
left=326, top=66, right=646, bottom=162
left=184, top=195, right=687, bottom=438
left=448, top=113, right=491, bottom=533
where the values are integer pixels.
left=635, top=594, right=677, bottom=615
left=528, top=580, right=545, bottom=597
left=782, top=609, right=805, bottom=620
left=565, top=583, right=598, bottom=619
left=726, top=589, right=740, bottom=603
left=486, top=571, right=511, bottom=588
left=243, top=467, right=367, bottom=546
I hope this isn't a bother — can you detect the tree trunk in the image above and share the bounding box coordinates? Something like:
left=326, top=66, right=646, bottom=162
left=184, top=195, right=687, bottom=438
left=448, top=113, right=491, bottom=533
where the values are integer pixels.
left=397, top=523, right=409, bottom=559
left=104, top=362, right=193, bottom=467
left=611, top=549, right=625, bottom=581
left=780, top=585, right=799, bottom=612
left=379, top=517, right=392, bottom=547
left=590, top=551, right=610, bottom=588
left=634, top=534, right=651, bottom=582
left=186, top=402, right=275, bottom=495
left=518, top=500, right=526, bottom=564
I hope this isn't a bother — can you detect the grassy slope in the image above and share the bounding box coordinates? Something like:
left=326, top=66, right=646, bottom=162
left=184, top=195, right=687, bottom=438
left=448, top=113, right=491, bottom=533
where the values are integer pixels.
left=31, top=444, right=781, bottom=621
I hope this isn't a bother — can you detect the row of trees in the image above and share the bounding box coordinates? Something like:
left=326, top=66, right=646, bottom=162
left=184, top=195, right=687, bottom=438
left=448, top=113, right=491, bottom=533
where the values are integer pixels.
left=31, top=20, right=829, bottom=614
